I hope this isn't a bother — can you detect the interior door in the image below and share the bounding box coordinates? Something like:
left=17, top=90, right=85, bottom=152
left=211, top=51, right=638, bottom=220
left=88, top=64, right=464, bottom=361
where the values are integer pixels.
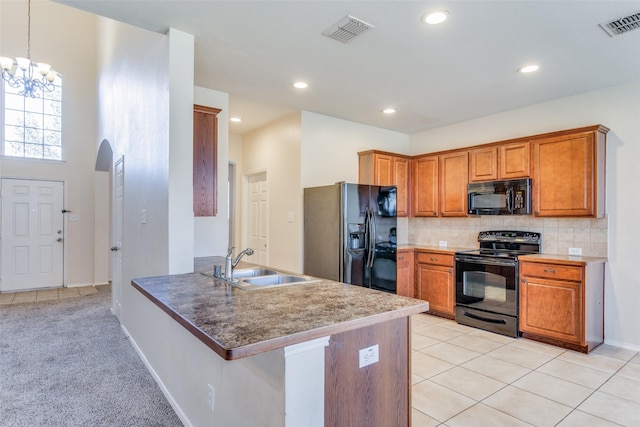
left=1, top=179, right=64, bottom=292
left=112, top=157, right=124, bottom=320
left=246, top=172, right=267, bottom=265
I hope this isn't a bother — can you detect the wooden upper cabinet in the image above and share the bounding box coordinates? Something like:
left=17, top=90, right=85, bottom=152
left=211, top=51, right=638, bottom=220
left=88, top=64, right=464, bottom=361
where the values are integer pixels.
left=439, top=151, right=469, bottom=217
left=411, top=155, right=438, bottom=217
left=358, top=151, right=410, bottom=217
left=469, top=141, right=530, bottom=182
left=393, top=157, right=410, bottom=217
left=193, top=104, right=221, bottom=217
left=499, top=141, right=530, bottom=179
left=532, top=125, right=608, bottom=218
left=469, top=146, right=498, bottom=182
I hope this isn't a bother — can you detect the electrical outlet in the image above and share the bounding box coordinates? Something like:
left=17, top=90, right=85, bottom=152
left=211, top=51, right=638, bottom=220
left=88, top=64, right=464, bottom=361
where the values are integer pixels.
left=568, top=247, right=582, bottom=256
left=439, top=240, right=447, bottom=248
left=140, top=209, right=147, bottom=224
left=207, top=384, right=215, bottom=413
left=359, top=344, right=379, bottom=368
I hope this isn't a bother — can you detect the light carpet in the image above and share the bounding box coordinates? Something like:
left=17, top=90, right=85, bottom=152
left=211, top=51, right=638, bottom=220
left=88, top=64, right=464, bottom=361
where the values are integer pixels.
left=0, top=286, right=183, bottom=427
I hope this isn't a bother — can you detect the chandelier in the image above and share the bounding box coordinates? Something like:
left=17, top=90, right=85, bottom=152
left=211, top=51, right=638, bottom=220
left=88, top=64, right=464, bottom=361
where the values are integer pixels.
left=0, top=0, right=58, bottom=98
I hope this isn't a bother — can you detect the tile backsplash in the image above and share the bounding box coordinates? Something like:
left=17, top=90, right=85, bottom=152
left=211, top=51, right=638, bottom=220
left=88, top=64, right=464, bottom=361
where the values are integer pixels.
left=398, top=216, right=607, bottom=257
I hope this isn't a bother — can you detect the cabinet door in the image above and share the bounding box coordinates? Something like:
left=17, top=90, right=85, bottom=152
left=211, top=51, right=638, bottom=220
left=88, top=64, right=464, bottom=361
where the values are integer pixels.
left=469, top=146, right=498, bottom=182
left=394, top=157, right=410, bottom=217
left=499, top=141, right=530, bottom=179
left=396, top=250, right=414, bottom=298
left=439, top=151, right=469, bottom=217
left=532, top=131, right=597, bottom=217
left=412, top=156, right=438, bottom=217
left=417, top=262, right=455, bottom=316
left=374, top=154, right=393, bottom=186
left=520, top=275, right=583, bottom=345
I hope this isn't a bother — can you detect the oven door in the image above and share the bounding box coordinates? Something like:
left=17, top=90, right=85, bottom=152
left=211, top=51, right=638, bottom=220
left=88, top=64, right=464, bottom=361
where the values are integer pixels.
left=455, top=256, right=518, bottom=316
left=455, top=256, right=519, bottom=337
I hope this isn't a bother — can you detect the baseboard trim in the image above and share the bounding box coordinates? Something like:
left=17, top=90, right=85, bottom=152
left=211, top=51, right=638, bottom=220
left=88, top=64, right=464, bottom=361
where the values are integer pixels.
left=120, top=324, right=193, bottom=427
left=604, top=337, right=640, bottom=352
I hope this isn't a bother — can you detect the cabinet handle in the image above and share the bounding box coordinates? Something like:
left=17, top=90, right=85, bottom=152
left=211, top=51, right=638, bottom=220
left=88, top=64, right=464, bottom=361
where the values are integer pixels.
left=449, top=269, right=452, bottom=273
left=431, top=257, right=438, bottom=262
left=398, top=256, right=404, bottom=261
left=544, top=268, right=557, bottom=274
left=521, top=278, right=526, bottom=283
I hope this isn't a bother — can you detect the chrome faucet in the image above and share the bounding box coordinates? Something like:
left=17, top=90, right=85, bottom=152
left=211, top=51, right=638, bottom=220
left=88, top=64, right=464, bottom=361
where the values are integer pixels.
left=225, top=246, right=254, bottom=281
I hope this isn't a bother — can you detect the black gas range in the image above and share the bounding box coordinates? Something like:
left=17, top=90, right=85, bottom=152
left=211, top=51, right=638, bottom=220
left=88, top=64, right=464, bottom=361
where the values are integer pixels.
left=454, top=231, right=541, bottom=337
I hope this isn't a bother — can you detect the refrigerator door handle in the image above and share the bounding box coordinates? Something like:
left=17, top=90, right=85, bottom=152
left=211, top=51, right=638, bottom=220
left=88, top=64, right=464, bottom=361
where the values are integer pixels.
left=369, top=209, right=377, bottom=268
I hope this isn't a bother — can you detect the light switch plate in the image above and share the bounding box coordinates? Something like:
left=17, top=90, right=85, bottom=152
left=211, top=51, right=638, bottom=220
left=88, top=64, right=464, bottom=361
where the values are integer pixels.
left=359, top=344, right=379, bottom=368
left=439, top=240, right=448, bottom=248
left=287, top=211, right=294, bottom=223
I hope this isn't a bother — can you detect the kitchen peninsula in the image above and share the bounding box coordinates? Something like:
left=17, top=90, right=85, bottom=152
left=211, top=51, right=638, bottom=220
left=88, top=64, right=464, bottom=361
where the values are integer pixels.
left=130, top=258, right=428, bottom=427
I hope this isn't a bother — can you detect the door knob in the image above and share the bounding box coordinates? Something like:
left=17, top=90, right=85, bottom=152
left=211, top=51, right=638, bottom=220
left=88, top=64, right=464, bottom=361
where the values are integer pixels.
left=57, top=238, right=63, bottom=242
left=110, top=246, right=119, bottom=251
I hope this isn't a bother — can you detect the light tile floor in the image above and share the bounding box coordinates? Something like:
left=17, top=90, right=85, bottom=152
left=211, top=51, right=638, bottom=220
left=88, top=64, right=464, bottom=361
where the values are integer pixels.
left=411, top=313, right=640, bottom=427
left=0, top=286, right=98, bottom=305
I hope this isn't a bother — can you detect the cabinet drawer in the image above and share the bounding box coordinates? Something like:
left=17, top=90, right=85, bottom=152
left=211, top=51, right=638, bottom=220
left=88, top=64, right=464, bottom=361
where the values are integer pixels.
left=521, top=262, right=583, bottom=282
left=416, top=252, right=454, bottom=267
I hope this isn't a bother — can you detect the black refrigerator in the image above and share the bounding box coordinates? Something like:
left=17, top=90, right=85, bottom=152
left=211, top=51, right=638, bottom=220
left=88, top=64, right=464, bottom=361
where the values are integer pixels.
left=303, top=182, right=397, bottom=293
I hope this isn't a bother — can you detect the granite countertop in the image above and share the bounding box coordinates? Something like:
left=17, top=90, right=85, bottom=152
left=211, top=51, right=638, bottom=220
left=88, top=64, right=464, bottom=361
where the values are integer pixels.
left=518, top=253, right=607, bottom=265
left=132, top=258, right=428, bottom=361
left=397, top=244, right=475, bottom=253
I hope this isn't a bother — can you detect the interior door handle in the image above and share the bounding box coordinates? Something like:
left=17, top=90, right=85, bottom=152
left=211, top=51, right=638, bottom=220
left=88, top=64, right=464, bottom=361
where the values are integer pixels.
left=57, top=238, right=63, bottom=242
left=110, top=246, right=119, bottom=251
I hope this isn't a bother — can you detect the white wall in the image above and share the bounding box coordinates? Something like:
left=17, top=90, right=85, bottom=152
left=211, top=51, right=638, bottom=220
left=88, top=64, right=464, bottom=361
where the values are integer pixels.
left=193, top=86, right=230, bottom=257
left=0, top=1, right=104, bottom=287
left=229, top=133, right=243, bottom=250
left=410, top=82, right=640, bottom=350
left=168, top=29, right=195, bottom=274
left=300, top=111, right=410, bottom=188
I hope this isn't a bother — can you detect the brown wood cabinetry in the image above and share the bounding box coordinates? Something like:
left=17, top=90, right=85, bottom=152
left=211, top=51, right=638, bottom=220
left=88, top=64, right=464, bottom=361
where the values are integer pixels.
left=412, top=151, right=468, bottom=217
left=396, top=249, right=415, bottom=298
left=469, top=141, right=530, bottom=182
left=532, top=125, right=608, bottom=218
left=439, top=151, right=468, bottom=216
left=359, top=151, right=410, bottom=217
left=193, top=104, right=221, bottom=217
left=415, top=251, right=455, bottom=318
left=411, top=155, right=438, bottom=217
left=519, top=257, right=605, bottom=353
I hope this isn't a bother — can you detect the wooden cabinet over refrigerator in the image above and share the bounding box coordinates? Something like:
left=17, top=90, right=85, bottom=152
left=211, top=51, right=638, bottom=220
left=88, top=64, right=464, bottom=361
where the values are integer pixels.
left=358, top=150, right=410, bottom=217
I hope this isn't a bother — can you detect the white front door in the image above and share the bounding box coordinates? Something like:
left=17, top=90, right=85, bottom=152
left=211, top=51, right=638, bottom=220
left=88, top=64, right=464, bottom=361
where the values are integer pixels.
left=246, top=172, right=268, bottom=265
left=112, top=157, right=124, bottom=320
left=1, top=179, right=64, bottom=292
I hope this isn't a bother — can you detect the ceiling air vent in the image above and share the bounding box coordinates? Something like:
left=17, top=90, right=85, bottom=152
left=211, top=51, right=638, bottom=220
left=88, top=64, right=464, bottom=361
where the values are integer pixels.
left=599, top=11, right=640, bottom=36
left=322, top=15, right=374, bottom=43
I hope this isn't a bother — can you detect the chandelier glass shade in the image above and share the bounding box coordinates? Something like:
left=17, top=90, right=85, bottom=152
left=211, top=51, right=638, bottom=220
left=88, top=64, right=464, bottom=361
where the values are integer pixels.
left=1, top=0, right=59, bottom=98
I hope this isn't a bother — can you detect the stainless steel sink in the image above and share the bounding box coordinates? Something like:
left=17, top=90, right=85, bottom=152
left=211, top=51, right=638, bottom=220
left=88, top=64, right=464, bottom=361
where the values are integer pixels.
left=202, top=267, right=320, bottom=290
left=231, top=267, right=279, bottom=279
left=242, top=274, right=314, bottom=287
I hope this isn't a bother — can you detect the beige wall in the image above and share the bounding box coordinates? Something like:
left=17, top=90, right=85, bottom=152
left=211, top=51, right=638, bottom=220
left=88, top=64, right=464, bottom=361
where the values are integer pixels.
left=410, top=82, right=640, bottom=350
left=229, top=133, right=243, bottom=250
left=0, top=1, right=104, bottom=286
left=240, top=113, right=302, bottom=272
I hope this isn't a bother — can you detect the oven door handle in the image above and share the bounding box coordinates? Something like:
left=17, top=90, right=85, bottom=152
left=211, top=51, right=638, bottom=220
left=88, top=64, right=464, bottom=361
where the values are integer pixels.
left=462, top=310, right=507, bottom=324
left=455, top=256, right=517, bottom=267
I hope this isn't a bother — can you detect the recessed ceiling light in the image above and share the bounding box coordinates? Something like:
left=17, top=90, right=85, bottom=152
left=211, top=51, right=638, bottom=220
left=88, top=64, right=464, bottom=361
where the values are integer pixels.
left=230, top=117, right=242, bottom=123
left=382, top=108, right=396, bottom=114
left=293, top=81, right=308, bottom=89
left=422, top=11, right=449, bottom=25
left=518, top=64, right=539, bottom=74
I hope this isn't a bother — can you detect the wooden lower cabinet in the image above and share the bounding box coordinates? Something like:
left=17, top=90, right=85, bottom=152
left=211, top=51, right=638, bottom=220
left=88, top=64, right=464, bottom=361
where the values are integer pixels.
left=396, top=249, right=415, bottom=298
left=325, top=317, right=410, bottom=427
left=519, top=257, right=605, bottom=353
left=416, top=251, right=455, bottom=318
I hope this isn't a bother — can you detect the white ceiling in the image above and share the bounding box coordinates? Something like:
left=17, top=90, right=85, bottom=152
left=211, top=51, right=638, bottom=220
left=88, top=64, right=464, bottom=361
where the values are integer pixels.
left=58, top=1, right=640, bottom=135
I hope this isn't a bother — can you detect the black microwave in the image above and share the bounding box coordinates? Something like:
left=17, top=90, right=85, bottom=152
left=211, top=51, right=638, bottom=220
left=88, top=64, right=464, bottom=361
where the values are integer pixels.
left=468, top=178, right=531, bottom=215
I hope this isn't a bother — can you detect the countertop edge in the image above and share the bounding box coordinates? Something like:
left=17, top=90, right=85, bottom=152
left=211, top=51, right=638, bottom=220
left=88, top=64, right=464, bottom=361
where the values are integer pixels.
left=131, top=279, right=428, bottom=361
